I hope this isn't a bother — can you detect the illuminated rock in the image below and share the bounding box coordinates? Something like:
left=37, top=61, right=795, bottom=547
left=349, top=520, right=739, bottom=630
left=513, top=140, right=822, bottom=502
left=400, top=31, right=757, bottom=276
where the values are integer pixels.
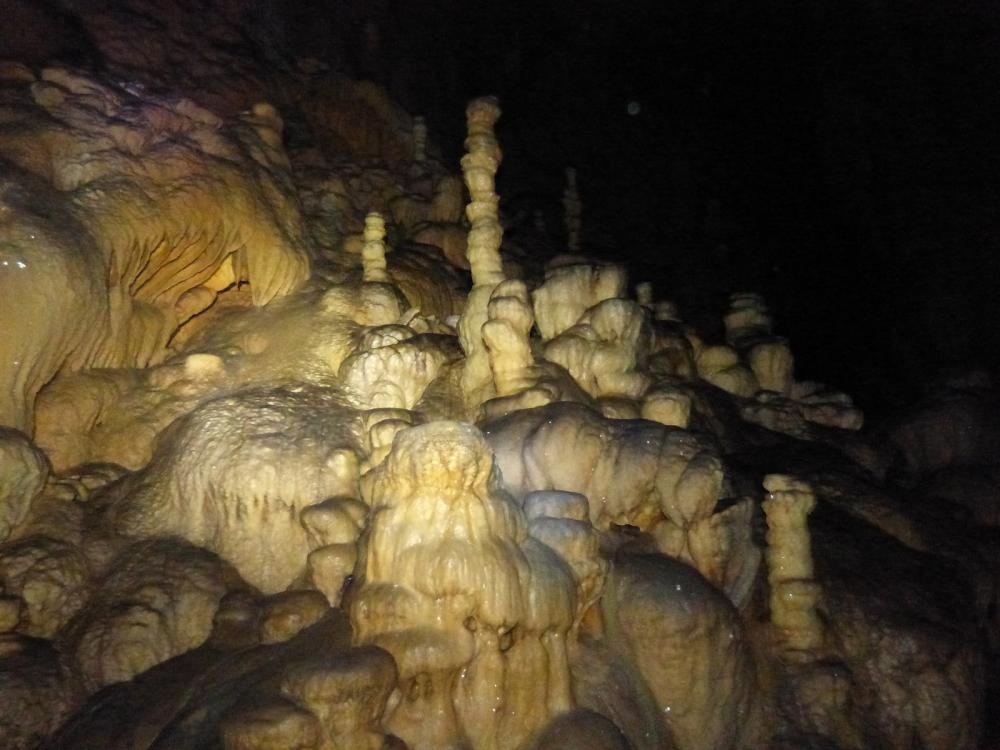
left=98, top=386, right=365, bottom=593
left=543, top=298, right=653, bottom=400
left=0, top=12, right=986, bottom=750
left=482, top=280, right=536, bottom=397
left=762, top=475, right=823, bottom=656
left=601, top=553, right=759, bottom=750
left=0, top=69, right=309, bottom=431
left=457, top=96, right=506, bottom=409
left=361, top=212, right=390, bottom=284
left=532, top=259, right=628, bottom=341
left=696, top=345, right=759, bottom=398
left=350, top=422, right=580, bottom=750
left=0, top=536, right=90, bottom=638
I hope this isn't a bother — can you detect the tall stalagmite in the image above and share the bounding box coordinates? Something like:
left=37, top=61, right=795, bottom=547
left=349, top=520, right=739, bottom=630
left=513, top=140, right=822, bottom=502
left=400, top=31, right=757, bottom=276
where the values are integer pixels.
left=457, top=96, right=506, bottom=409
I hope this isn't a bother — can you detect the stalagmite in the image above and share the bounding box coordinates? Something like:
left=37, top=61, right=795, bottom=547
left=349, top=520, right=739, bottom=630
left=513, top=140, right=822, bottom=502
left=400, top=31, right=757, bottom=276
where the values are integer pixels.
left=350, top=422, right=581, bottom=750
left=461, top=97, right=504, bottom=288
left=361, top=212, right=390, bottom=283
left=457, top=96, right=506, bottom=408
left=762, top=474, right=824, bottom=655
left=482, top=280, right=536, bottom=397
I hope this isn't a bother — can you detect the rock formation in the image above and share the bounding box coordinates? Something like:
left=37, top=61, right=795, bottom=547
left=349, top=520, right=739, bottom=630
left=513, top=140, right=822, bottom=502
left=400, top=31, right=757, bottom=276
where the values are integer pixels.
left=458, top=96, right=507, bottom=410
left=0, top=4, right=991, bottom=750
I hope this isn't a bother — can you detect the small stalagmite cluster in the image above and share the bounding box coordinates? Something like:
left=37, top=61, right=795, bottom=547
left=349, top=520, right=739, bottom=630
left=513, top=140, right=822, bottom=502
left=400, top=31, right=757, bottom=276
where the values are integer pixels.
left=0, top=5, right=993, bottom=750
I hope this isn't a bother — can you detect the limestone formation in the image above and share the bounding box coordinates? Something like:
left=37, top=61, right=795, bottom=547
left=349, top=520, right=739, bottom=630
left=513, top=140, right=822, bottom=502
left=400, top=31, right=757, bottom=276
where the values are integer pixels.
left=749, top=338, right=794, bottom=395
left=485, top=403, right=721, bottom=534
left=762, top=474, right=824, bottom=655
left=724, top=292, right=773, bottom=350
left=601, top=553, right=760, bottom=750
left=99, top=387, right=365, bottom=593
left=57, top=538, right=249, bottom=691
left=696, top=344, right=760, bottom=397
left=532, top=259, right=629, bottom=341
left=0, top=68, right=310, bottom=431
left=641, top=386, right=692, bottom=428
left=0, top=535, right=91, bottom=638
left=0, top=9, right=988, bottom=750
left=338, top=326, right=452, bottom=410
left=458, top=96, right=506, bottom=409
left=361, top=212, right=391, bottom=283
left=351, top=422, right=582, bottom=750
left=482, top=279, right=536, bottom=397
left=0, top=430, right=49, bottom=542
left=543, top=298, right=653, bottom=399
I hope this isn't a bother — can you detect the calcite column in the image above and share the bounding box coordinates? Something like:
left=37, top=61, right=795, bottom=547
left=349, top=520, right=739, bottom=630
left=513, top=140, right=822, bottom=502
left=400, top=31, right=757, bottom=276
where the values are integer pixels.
left=457, top=96, right=505, bottom=407
left=361, top=212, right=389, bottom=283
left=563, top=167, right=582, bottom=252
left=761, top=474, right=824, bottom=656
